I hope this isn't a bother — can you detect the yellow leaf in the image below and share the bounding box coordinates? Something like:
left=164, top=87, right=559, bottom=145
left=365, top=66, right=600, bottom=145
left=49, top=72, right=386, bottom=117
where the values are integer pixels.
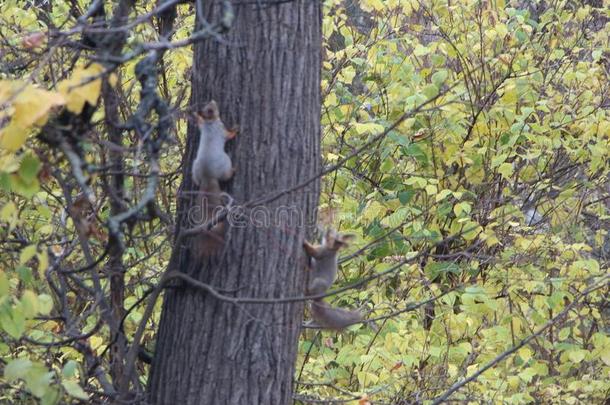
left=496, top=23, right=508, bottom=39
left=20, top=244, right=38, bottom=265
left=402, top=2, right=413, bottom=16
left=447, top=363, right=458, bottom=378
left=0, top=201, right=17, bottom=221
left=0, top=152, right=21, bottom=172
left=108, top=73, right=118, bottom=88
left=0, top=81, right=65, bottom=151
left=58, top=64, right=104, bottom=114
left=508, top=375, right=520, bottom=389
left=518, top=347, right=532, bottom=363
left=601, top=350, right=610, bottom=366
left=325, top=92, right=337, bottom=107
left=338, top=66, right=355, bottom=84
left=597, top=120, right=610, bottom=137
left=37, top=294, right=53, bottom=315
left=353, top=122, right=384, bottom=134
left=326, top=152, right=339, bottom=161
left=12, top=87, right=65, bottom=128
left=453, top=202, right=471, bottom=217
left=361, top=0, right=385, bottom=12
left=497, top=162, right=514, bottom=179
left=20, top=290, right=39, bottom=318
left=501, top=82, right=517, bottom=104
left=405, top=176, right=427, bottom=188
left=567, top=349, right=586, bottom=363
left=362, top=200, right=386, bottom=222
left=482, top=233, right=500, bottom=247
left=435, top=189, right=453, bottom=202
left=576, top=6, right=589, bottom=21
left=0, top=84, right=13, bottom=103
left=89, top=335, right=105, bottom=355
left=0, top=122, right=29, bottom=152
left=37, top=250, right=48, bottom=276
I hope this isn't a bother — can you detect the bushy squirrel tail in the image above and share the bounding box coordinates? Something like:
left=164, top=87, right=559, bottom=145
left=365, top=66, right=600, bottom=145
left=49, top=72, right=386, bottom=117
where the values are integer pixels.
left=310, top=299, right=363, bottom=330
left=192, top=178, right=227, bottom=257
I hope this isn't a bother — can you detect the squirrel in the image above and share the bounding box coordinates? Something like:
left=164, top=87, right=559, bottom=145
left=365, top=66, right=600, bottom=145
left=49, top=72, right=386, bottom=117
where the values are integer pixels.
left=303, top=229, right=363, bottom=329
left=190, top=100, right=236, bottom=256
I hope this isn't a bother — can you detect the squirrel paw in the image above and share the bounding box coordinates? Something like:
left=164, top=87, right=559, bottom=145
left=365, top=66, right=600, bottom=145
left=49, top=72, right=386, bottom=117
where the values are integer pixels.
left=225, top=126, right=238, bottom=140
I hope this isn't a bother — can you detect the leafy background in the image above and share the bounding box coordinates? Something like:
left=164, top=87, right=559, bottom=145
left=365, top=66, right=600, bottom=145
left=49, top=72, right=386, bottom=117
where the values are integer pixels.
left=0, top=0, right=609, bottom=403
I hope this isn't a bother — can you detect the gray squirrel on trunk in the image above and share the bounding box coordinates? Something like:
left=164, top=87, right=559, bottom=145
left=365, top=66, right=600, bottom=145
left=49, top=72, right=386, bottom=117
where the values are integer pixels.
left=190, top=100, right=236, bottom=256
left=303, top=229, right=363, bottom=329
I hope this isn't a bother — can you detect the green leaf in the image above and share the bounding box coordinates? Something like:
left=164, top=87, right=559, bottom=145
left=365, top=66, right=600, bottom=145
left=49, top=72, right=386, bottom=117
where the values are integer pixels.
left=388, top=131, right=410, bottom=147
left=404, top=143, right=428, bottom=165
left=0, top=271, right=8, bottom=297
left=16, top=266, right=33, bottom=285
left=10, top=173, right=39, bottom=199
left=20, top=290, right=39, bottom=318
left=426, top=261, right=460, bottom=280
left=62, top=380, right=89, bottom=400
left=431, top=70, right=448, bottom=86
left=497, top=163, right=514, bottom=179
left=398, top=190, right=415, bottom=204
left=422, top=84, right=439, bottom=99
left=40, top=388, right=60, bottom=405
left=62, top=360, right=78, bottom=378
left=491, top=153, right=508, bottom=167
left=431, top=54, right=446, bottom=66
left=518, top=367, right=536, bottom=383
left=37, top=294, right=53, bottom=316
left=24, top=365, right=54, bottom=398
left=0, top=172, right=11, bottom=191
left=18, top=153, right=40, bottom=184
left=515, top=29, right=527, bottom=42
left=4, top=358, right=33, bottom=381
left=0, top=305, right=26, bottom=338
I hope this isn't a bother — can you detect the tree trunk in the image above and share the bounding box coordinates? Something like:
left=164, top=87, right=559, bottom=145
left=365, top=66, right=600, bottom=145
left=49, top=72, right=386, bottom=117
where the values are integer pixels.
left=147, top=1, right=321, bottom=404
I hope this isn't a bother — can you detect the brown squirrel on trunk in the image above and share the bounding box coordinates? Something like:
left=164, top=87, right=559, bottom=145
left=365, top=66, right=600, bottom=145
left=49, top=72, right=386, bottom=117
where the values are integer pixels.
left=190, top=100, right=236, bottom=256
left=303, top=229, right=363, bottom=329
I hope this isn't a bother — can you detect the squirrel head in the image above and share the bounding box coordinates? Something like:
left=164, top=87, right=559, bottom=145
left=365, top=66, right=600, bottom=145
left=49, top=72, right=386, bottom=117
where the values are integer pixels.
left=323, top=229, right=355, bottom=251
left=198, top=100, right=220, bottom=122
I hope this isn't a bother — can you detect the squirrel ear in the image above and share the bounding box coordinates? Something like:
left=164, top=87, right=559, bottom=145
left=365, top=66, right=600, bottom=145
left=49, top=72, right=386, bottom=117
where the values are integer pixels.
left=324, top=228, right=336, bottom=247
left=339, top=233, right=356, bottom=243
left=335, top=233, right=355, bottom=248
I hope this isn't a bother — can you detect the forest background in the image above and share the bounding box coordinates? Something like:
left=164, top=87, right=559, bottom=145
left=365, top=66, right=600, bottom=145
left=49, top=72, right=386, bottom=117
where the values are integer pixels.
left=0, top=0, right=609, bottom=403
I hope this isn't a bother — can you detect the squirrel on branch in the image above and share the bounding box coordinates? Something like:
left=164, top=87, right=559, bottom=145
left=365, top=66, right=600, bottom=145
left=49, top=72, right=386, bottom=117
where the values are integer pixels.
left=190, top=100, right=236, bottom=256
left=303, top=229, right=364, bottom=329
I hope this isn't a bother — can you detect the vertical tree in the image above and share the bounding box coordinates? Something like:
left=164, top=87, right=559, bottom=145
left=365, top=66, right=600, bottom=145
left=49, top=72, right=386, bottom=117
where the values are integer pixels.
left=147, top=1, right=322, bottom=403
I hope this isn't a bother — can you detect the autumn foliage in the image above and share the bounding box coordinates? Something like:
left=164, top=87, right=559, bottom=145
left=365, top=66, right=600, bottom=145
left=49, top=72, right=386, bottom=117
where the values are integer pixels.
left=0, top=0, right=609, bottom=404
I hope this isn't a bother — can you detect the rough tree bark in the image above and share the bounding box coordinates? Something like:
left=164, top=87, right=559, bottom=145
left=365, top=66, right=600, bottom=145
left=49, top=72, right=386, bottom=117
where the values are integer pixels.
left=147, top=1, right=322, bottom=403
